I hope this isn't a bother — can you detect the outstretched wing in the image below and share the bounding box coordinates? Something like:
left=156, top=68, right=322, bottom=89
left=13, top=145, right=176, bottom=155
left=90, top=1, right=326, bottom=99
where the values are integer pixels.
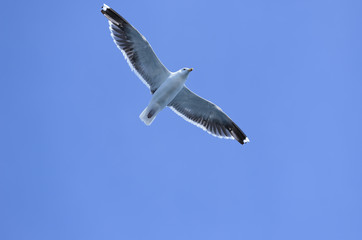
left=169, top=87, right=249, bottom=145
left=101, top=4, right=171, bottom=93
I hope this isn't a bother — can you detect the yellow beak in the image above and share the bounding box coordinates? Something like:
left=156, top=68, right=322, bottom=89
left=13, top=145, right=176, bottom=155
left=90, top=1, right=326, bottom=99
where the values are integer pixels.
left=188, top=68, right=193, bottom=72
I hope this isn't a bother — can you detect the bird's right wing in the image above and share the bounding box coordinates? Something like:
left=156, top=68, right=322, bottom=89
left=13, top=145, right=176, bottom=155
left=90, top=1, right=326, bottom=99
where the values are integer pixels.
left=168, top=87, right=249, bottom=145
left=101, top=4, right=171, bottom=93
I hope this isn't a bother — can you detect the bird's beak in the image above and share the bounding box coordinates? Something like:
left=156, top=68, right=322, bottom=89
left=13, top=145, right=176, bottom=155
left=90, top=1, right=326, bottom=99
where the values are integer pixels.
left=188, top=68, right=193, bottom=72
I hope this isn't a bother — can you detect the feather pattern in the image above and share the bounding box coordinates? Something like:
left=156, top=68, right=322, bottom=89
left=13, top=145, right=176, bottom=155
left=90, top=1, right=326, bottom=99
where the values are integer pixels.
left=101, top=5, right=170, bottom=93
left=169, top=87, right=249, bottom=144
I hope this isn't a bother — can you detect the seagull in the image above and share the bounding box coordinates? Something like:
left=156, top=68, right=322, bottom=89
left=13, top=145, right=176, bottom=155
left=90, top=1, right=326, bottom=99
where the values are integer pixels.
left=101, top=4, right=249, bottom=145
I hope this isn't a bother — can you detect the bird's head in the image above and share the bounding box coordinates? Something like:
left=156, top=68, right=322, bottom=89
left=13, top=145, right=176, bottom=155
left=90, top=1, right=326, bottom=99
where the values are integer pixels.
left=180, top=67, right=193, bottom=75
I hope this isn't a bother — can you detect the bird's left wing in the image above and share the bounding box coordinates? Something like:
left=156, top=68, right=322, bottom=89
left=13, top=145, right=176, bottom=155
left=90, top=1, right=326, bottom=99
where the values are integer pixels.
left=168, top=87, right=249, bottom=145
left=101, top=4, right=171, bottom=93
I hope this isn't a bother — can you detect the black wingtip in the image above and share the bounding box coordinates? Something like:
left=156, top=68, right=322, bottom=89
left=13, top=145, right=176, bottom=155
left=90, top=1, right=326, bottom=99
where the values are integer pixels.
left=229, top=122, right=249, bottom=145
left=101, top=4, right=129, bottom=26
left=100, top=4, right=109, bottom=14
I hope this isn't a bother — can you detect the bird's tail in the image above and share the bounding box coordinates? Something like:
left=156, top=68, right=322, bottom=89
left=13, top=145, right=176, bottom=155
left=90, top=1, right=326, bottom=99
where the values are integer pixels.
left=139, top=106, right=158, bottom=126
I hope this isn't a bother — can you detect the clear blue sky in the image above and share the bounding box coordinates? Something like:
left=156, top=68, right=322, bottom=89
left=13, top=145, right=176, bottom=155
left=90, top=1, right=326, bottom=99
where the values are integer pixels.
left=1, top=0, right=362, bottom=239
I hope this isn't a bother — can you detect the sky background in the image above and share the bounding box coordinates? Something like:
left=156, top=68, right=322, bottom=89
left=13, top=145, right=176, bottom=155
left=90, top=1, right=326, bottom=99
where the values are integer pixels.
left=1, top=0, right=362, bottom=239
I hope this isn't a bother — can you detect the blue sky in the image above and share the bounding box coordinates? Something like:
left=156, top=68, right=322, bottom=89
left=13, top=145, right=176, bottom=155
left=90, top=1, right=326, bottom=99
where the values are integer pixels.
left=1, top=0, right=362, bottom=239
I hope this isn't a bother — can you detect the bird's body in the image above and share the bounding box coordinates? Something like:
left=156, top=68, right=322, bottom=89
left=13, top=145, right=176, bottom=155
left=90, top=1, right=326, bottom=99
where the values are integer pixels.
left=101, top=4, right=250, bottom=145
left=140, top=69, right=191, bottom=125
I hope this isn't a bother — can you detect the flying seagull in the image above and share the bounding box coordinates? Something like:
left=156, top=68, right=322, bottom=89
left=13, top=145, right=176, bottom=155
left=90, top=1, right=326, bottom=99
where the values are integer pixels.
left=101, top=4, right=249, bottom=145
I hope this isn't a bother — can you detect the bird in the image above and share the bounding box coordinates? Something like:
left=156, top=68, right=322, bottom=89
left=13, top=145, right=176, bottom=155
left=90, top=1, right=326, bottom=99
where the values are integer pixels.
left=101, top=4, right=249, bottom=145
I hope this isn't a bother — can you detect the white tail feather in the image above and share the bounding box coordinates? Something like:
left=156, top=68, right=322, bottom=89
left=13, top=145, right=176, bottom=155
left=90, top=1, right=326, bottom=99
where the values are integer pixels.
left=139, top=106, right=157, bottom=126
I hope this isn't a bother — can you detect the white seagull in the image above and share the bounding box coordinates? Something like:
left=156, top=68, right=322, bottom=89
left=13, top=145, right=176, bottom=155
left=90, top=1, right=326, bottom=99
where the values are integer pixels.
left=101, top=4, right=249, bottom=145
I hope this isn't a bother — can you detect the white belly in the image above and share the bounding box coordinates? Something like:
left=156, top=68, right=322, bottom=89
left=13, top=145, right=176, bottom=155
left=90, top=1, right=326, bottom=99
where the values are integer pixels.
left=139, top=73, right=186, bottom=126
left=150, top=76, right=184, bottom=108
